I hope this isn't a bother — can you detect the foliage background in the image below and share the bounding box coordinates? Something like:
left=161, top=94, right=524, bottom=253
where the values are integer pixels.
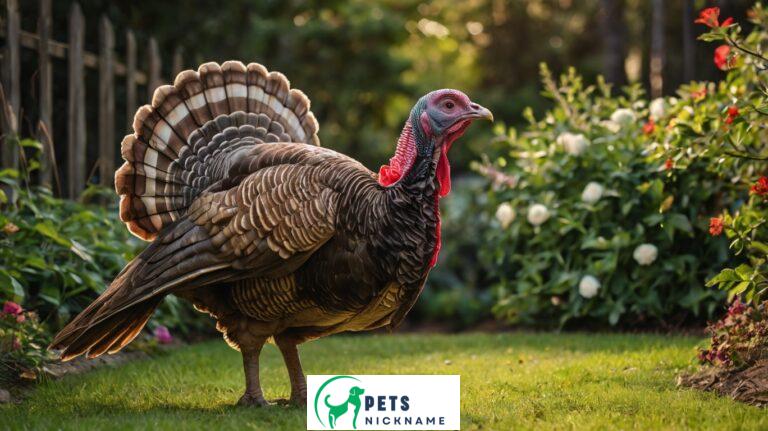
left=4, top=0, right=764, bottom=336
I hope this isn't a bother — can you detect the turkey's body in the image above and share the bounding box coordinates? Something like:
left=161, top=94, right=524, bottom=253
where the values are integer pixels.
left=176, top=141, right=440, bottom=348
left=50, top=61, right=490, bottom=406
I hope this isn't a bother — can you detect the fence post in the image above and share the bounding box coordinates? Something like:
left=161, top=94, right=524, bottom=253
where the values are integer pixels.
left=2, top=0, right=20, bottom=170
left=98, top=15, right=115, bottom=187
left=126, top=29, right=136, bottom=131
left=67, top=2, right=86, bottom=198
left=148, top=37, right=161, bottom=95
left=37, top=0, right=54, bottom=188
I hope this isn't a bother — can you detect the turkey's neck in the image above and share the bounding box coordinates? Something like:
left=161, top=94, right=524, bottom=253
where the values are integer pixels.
left=379, top=117, right=444, bottom=200
left=383, top=119, right=445, bottom=269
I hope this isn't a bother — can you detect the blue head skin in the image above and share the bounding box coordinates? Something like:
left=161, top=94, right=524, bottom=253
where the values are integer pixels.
left=409, top=89, right=493, bottom=157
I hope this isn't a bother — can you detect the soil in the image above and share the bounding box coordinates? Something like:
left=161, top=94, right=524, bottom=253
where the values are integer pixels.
left=678, top=360, right=768, bottom=407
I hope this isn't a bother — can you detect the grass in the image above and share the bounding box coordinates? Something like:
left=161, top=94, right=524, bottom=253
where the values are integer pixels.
left=1, top=332, right=766, bottom=430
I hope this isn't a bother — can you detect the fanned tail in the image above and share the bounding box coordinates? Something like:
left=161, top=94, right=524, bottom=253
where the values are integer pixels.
left=115, top=61, right=320, bottom=241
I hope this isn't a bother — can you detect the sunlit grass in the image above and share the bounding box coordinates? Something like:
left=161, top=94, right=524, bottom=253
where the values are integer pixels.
left=1, top=333, right=766, bottom=430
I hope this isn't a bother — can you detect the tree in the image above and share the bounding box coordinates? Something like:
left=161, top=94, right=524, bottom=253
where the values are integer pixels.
left=600, top=0, right=627, bottom=87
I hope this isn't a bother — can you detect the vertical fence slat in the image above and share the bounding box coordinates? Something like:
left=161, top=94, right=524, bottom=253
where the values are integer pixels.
left=37, top=0, right=54, bottom=188
left=126, top=29, right=136, bottom=130
left=67, top=2, right=86, bottom=198
left=98, top=16, right=115, bottom=187
left=172, top=46, right=184, bottom=77
left=2, top=0, right=20, bottom=170
left=148, top=37, right=161, bottom=96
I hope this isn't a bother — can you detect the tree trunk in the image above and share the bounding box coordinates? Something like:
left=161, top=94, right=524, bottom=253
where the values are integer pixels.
left=600, top=0, right=627, bottom=87
left=682, top=0, right=695, bottom=81
left=650, top=0, right=665, bottom=98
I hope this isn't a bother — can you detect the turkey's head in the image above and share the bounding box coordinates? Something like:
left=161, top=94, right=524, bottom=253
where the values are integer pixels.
left=378, top=89, right=492, bottom=197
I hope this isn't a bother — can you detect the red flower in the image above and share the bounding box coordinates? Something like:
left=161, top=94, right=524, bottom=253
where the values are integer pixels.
left=695, top=7, right=733, bottom=28
left=2, top=301, right=22, bottom=315
left=664, top=158, right=674, bottom=170
left=643, top=119, right=655, bottom=135
left=714, top=45, right=735, bottom=70
left=750, top=176, right=768, bottom=196
left=728, top=105, right=739, bottom=117
left=709, top=217, right=724, bottom=236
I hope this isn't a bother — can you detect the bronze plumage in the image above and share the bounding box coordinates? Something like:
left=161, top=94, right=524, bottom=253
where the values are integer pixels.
left=50, top=61, right=492, bottom=406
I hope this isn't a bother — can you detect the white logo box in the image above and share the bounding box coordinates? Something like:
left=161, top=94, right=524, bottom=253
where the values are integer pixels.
left=307, top=375, right=460, bottom=430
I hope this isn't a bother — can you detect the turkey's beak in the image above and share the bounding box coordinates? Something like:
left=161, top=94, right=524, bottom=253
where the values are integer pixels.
left=465, top=103, right=494, bottom=122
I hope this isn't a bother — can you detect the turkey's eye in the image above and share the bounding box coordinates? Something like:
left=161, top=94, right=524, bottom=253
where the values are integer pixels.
left=445, top=101, right=455, bottom=110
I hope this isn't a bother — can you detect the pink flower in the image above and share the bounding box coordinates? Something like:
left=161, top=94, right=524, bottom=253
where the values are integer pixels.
left=154, top=325, right=173, bottom=344
left=16, top=313, right=25, bottom=323
left=728, top=300, right=746, bottom=316
left=3, top=301, right=22, bottom=315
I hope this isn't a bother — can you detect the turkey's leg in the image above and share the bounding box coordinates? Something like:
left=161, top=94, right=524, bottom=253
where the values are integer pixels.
left=238, top=338, right=269, bottom=407
left=275, top=334, right=307, bottom=406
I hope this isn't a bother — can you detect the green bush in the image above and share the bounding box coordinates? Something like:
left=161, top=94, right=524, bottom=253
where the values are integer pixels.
left=0, top=140, right=212, bottom=340
left=667, top=4, right=768, bottom=311
left=475, top=65, right=741, bottom=328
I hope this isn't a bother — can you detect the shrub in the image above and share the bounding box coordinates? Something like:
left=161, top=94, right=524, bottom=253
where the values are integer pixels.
left=475, top=65, right=738, bottom=328
left=672, top=4, right=768, bottom=311
left=0, top=301, right=52, bottom=385
left=697, top=300, right=768, bottom=369
left=0, top=140, right=212, bottom=346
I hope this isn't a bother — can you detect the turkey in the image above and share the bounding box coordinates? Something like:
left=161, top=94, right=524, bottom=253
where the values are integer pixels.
left=50, top=61, right=492, bottom=406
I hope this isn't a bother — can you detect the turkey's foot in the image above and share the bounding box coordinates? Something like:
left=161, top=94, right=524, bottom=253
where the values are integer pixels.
left=237, top=392, right=270, bottom=407
left=272, top=394, right=307, bottom=407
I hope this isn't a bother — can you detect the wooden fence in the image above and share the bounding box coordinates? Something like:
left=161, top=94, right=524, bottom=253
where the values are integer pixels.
left=0, top=0, right=184, bottom=198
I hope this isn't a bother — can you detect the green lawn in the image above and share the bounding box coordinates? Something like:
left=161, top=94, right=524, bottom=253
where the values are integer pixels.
left=1, top=332, right=765, bottom=430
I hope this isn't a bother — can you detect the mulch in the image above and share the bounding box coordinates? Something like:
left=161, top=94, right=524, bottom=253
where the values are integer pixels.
left=678, top=360, right=768, bottom=407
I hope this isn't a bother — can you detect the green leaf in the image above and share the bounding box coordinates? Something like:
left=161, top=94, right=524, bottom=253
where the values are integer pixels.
left=668, top=214, right=693, bottom=234
left=34, top=222, right=72, bottom=247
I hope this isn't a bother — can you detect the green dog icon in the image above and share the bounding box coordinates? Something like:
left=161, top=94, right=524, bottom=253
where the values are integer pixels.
left=325, top=386, right=365, bottom=429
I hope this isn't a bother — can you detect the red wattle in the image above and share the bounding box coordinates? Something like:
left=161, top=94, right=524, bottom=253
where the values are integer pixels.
left=436, top=146, right=451, bottom=197
left=378, top=165, right=401, bottom=187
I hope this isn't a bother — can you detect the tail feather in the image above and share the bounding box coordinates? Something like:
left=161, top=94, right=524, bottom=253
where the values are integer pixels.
left=50, top=219, right=234, bottom=361
left=116, top=61, right=320, bottom=242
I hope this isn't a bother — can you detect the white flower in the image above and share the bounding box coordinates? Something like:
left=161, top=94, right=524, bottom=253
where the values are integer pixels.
left=581, top=182, right=604, bottom=204
left=578, top=275, right=601, bottom=298
left=600, top=120, right=620, bottom=133
left=556, top=132, right=589, bottom=156
left=649, top=98, right=665, bottom=120
left=610, top=108, right=636, bottom=126
left=495, top=202, right=516, bottom=229
left=632, top=243, right=658, bottom=266
left=527, top=204, right=550, bottom=226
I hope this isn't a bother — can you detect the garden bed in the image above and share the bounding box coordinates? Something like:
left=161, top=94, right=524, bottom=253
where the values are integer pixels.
left=679, top=360, right=768, bottom=407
